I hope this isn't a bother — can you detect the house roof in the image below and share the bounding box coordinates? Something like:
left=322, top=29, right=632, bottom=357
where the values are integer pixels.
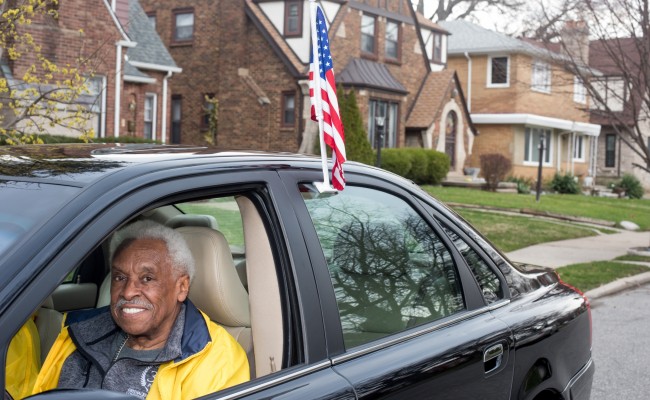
left=415, top=13, right=448, bottom=34
left=439, top=20, right=558, bottom=59
left=125, top=0, right=180, bottom=72
left=338, top=58, right=408, bottom=94
left=407, top=70, right=455, bottom=128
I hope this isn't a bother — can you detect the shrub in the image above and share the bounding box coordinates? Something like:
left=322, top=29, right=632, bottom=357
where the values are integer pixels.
left=506, top=176, right=533, bottom=194
left=617, top=174, right=644, bottom=199
left=550, top=173, right=580, bottom=194
left=381, top=148, right=412, bottom=177
left=479, top=153, right=512, bottom=191
left=380, top=148, right=450, bottom=184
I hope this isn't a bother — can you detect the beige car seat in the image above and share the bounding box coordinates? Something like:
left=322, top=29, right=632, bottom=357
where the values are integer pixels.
left=35, top=296, right=63, bottom=363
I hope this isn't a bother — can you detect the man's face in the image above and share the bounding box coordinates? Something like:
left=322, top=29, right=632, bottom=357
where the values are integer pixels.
left=110, top=238, right=189, bottom=348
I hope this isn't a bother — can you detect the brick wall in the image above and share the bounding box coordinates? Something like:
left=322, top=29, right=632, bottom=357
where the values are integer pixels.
left=9, top=0, right=123, bottom=137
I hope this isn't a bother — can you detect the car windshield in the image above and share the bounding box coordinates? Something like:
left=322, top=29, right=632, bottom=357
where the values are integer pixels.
left=0, top=180, right=79, bottom=257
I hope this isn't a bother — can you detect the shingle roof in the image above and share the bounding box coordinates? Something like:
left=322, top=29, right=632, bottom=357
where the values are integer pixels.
left=416, top=13, right=448, bottom=34
left=126, top=0, right=178, bottom=70
left=439, top=20, right=552, bottom=58
left=123, top=61, right=152, bottom=79
left=406, top=70, right=454, bottom=128
left=338, top=58, right=408, bottom=94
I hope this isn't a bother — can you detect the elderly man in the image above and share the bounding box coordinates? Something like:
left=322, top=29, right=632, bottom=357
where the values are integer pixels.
left=32, top=220, right=249, bottom=399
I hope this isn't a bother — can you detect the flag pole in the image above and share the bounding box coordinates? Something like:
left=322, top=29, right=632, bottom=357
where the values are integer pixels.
left=310, top=0, right=331, bottom=190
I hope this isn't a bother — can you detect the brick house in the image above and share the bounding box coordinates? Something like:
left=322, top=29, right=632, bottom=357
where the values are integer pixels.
left=140, top=0, right=476, bottom=173
left=0, top=0, right=179, bottom=142
left=440, top=20, right=601, bottom=183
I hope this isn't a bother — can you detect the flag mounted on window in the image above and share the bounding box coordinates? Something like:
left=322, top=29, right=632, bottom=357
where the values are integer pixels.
left=309, top=1, right=346, bottom=191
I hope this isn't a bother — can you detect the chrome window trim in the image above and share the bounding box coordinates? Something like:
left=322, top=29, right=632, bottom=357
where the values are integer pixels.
left=215, top=361, right=332, bottom=399
left=331, top=304, right=507, bottom=364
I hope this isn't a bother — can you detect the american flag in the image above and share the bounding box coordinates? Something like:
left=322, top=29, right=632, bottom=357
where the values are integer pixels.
left=309, top=3, right=346, bottom=190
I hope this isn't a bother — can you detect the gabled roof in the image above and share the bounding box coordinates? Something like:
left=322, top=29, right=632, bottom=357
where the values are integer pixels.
left=415, top=13, right=448, bottom=34
left=244, top=0, right=304, bottom=77
left=338, top=58, right=408, bottom=94
left=125, top=0, right=180, bottom=73
left=406, top=70, right=476, bottom=136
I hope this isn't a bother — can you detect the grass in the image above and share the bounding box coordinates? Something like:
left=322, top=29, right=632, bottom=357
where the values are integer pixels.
left=556, top=261, right=650, bottom=292
left=423, top=186, right=650, bottom=230
left=614, top=254, right=650, bottom=263
left=175, top=198, right=244, bottom=247
left=457, top=209, right=599, bottom=252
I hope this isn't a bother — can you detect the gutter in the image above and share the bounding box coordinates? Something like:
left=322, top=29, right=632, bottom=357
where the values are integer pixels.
left=114, top=40, right=137, bottom=138
left=464, top=52, right=472, bottom=112
left=161, top=71, right=173, bottom=144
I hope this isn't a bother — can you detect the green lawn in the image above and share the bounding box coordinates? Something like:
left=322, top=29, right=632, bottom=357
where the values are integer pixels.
left=423, top=186, right=650, bottom=230
left=457, top=209, right=599, bottom=252
left=556, top=261, right=650, bottom=292
left=614, top=254, right=650, bottom=263
left=176, top=198, right=245, bottom=247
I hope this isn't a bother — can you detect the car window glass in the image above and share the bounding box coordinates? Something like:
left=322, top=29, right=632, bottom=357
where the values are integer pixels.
left=0, top=182, right=79, bottom=257
left=300, top=184, right=464, bottom=348
left=441, top=225, right=504, bottom=304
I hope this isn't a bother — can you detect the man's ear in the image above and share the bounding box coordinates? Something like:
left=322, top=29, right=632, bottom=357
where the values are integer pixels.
left=177, top=274, right=190, bottom=302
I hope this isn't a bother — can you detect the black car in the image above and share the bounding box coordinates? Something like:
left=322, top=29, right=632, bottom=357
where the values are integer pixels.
left=0, top=144, right=593, bottom=400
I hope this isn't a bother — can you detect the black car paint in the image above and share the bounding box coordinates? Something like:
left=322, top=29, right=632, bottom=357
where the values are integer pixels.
left=0, top=145, right=593, bottom=399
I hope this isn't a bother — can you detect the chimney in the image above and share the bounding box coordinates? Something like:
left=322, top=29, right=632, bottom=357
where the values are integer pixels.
left=561, top=20, right=589, bottom=64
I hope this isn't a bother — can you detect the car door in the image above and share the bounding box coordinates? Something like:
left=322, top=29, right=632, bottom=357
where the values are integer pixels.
left=0, top=168, right=355, bottom=400
left=279, top=169, right=515, bottom=399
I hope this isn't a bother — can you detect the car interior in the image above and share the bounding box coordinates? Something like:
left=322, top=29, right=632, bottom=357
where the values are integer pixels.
left=21, top=193, right=287, bottom=390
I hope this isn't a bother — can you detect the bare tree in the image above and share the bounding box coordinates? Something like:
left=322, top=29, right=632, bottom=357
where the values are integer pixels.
left=539, top=0, right=650, bottom=174
left=413, top=0, right=525, bottom=22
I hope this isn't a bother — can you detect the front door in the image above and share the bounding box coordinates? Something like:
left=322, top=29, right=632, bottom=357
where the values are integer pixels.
left=445, top=111, right=457, bottom=168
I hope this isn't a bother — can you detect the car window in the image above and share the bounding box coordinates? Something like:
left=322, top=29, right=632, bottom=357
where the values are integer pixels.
left=175, top=196, right=245, bottom=251
left=300, top=184, right=464, bottom=348
left=0, top=181, right=79, bottom=257
left=441, top=225, right=504, bottom=304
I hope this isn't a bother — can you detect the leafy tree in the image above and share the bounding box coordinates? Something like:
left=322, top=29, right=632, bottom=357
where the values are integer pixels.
left=0, top=0, right=96, bottom=144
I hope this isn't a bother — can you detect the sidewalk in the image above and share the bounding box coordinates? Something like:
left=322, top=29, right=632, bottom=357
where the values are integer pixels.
left=505, top=230, right=650, bottom=300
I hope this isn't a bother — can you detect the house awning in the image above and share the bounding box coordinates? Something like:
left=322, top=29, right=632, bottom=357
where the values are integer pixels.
left=338, top=58, right=408, bottom=94
left=471, top=113, right=601, bottom=136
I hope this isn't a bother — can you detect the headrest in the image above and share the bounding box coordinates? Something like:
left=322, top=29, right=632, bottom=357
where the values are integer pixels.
left=166, top=214, right=219, bottom=230
left=177, top=226, right=250, bottom=327
left=41, top=295, right=55, bottom=309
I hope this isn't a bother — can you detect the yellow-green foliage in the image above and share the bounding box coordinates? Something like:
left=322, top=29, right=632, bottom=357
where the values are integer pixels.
left=0, top=0, right=95, bottom=145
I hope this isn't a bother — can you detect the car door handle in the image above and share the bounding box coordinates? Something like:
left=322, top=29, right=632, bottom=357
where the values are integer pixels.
left=483, top=343, right=504, bottom=374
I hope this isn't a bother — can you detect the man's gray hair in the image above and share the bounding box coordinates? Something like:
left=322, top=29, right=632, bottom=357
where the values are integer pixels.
left=110, top=220, right=195, bottom=283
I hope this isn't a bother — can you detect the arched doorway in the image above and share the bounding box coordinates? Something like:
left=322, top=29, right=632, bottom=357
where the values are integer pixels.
left=445, top=111, right=457, bottom=168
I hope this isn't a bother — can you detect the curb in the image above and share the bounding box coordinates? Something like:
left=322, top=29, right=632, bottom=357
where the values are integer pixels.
left=584, top=271, right=650, bottom=301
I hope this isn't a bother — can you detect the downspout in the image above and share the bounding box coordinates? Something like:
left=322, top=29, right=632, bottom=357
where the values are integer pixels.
left=464, top=52, right=472, bottom=112
left=161, top=71, right=172, bottom=144
left=570, top=131, right=575, bottom=176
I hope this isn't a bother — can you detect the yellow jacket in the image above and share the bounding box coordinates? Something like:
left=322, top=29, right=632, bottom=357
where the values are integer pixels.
left=6, top=317, right=40, bottom=399
left=33, top=302, right=249, bottom=400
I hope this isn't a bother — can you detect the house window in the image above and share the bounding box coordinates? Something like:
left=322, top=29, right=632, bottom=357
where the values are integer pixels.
left=173, top=9, right=194, bottom=43
left=284, top=1, right=302, bottom=37
left=86, top=76, right=106, bottom=137
left=574, top=76, right=586, bottom=104
left=202, top=93, right=216, bottom=131
left=592, top=77, right=626, bottom=112
left=281, top=92, right=296, bottom=127
left=605, top=134, right=616, bottom=168
left=385, top=20, right=399, bottom=60
left=488, top=56, right=509, bottom=87
left=361, top=14, right=376, bottom=55
left=531, top=60, right=551, bottom=93
left=433, top=33, right=442, bottom=63
left=368, top=99, right=398, bottom=149
left=171, top=95, right=181, bottom=144
left=147, top=12, right=156, bottom=29
left=524, top=127, right=551, bottom=165
left=573, top=135, right=585, bottom=161
left=144, top=93, right=156, bottom=140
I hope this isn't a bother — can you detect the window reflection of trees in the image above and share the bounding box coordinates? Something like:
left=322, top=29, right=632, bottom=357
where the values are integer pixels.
left=304, top=187, right=464, bottom=347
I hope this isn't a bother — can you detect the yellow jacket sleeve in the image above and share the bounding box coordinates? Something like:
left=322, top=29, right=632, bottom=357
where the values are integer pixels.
left=6, top=318, right=41, bottom=400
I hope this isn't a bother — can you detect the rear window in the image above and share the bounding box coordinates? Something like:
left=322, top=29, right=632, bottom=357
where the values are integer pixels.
left=0, top=180, right=79, bottom=255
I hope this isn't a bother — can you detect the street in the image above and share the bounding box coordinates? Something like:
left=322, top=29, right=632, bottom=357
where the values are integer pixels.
left=590, top=283, right=650, bottom=400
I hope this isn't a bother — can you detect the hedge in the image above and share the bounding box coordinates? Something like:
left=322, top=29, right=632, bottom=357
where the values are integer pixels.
left=380, top=148, right=449, bottom=185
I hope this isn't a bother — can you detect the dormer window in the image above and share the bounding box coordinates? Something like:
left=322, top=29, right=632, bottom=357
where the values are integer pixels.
left=284, top=1, right=302, bottom=37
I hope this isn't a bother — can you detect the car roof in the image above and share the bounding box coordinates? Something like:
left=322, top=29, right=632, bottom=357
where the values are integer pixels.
left=0, top=144, right=327, bottom=186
